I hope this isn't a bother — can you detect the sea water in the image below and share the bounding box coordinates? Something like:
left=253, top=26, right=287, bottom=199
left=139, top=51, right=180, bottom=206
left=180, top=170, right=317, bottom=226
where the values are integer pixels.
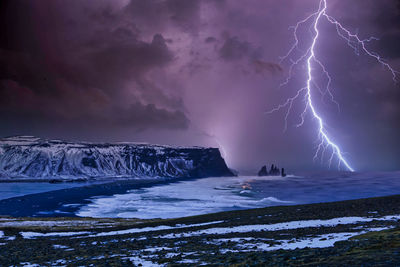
left=77, top=171, right=400, bottom=219
left=0, top=182, right=95, bottom=201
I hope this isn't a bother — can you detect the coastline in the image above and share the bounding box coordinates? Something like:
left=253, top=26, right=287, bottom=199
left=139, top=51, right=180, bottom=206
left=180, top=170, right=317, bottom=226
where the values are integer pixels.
left=0, top=178, right=164, bottom=217
left=2, top=172, right=400, bottom=219
left=0, top=176, right=216, bottom=217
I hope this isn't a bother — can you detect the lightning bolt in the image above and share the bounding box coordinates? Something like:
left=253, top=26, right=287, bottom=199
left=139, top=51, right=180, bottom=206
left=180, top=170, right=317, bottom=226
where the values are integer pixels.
left=268, top=0, right=398, bottom=172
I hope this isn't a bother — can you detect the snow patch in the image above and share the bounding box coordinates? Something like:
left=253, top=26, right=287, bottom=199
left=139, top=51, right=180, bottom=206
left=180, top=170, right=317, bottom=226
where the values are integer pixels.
left=21, top=231, right=91, bottom=239
left=19, top=263, right=41, bottom=267
left=217, top=227, right=391, bottom=252
left=125, top=256, right=162, bottom=267
left=53, top=244, right=70, bottom=250
left=0, top=220, right=110, bottom=228
left=89, top=221, right=224, bottom=237
left=156, top=215, right=400, bottom=239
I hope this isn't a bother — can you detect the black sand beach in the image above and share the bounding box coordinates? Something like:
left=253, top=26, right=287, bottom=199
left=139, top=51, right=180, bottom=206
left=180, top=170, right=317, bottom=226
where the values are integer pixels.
left=0, top=178, right=172, bottom=217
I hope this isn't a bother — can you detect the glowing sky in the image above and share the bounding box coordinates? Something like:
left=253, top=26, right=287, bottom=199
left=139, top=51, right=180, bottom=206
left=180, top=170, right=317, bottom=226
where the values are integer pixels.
left=0, top=0, right=399, bottom=172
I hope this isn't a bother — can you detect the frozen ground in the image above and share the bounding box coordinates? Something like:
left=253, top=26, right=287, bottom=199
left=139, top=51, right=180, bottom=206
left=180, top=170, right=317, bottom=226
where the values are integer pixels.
left=14, top=215, right=400, bottom=240
left=2, top=194, right=400, bottom=265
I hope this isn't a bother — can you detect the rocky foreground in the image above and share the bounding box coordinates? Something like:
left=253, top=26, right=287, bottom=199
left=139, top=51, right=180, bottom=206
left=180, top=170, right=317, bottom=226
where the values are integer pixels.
left=1, top=195, right=400, bottom=266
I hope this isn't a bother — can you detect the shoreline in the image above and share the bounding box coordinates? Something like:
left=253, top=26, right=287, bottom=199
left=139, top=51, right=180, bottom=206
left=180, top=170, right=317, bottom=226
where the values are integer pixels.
left=0, top=178, right=167, bottom=217
left=0, top=176, right=226, bottom=217
left=2, top=173, right=400, bottom=219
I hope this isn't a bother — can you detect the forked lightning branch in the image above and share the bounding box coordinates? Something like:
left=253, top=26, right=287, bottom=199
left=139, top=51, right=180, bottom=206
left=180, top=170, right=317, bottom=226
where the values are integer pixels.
left=268, top=0, right=398, bottom=172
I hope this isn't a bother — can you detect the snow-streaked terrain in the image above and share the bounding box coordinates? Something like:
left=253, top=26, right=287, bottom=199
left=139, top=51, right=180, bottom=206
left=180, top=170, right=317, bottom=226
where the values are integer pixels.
left=14, top=215, right=399, bottom=240
left=0, top=136, right=232, bottom=179
left=3, top=214, right=397, bottom=266
left=154, top=215, right=400, bottom=239
left=214, top=228, right=391, bottom=252
left=2, top=193, right=400, bottom=266
left=0, top=219, right=115, bottom=228
left=77, top=171, right=400, bottom=219
left=88, top=221, right=224, bottom=237
left=20, top=231, right=91, bottom=239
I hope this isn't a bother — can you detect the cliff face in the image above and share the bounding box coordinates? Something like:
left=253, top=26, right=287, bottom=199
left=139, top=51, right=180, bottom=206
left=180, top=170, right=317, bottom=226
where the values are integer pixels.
left=0, top=136, right=234, bottom=179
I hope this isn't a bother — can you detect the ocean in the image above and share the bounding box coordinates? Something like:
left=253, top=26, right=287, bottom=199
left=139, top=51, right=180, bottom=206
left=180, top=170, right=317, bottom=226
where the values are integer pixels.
left=75, top=171, right=400, bottom=219
left=0, top=182, right=92, bottom=201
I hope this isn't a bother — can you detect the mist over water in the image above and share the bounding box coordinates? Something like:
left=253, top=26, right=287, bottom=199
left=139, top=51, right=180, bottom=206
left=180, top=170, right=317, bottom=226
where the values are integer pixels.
left=77, top=171, right=400, bottom=219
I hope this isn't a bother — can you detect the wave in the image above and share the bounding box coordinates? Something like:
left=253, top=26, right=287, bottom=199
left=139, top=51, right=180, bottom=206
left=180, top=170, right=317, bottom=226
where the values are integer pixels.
left=259, top=197, right=294, bottom=204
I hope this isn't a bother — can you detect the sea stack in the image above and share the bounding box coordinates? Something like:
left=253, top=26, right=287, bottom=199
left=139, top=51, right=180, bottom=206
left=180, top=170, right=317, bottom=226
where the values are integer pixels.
left=281, top=168, right=286, bottom=177
left=257, top=164, right=287, bottom=177
left=257, top=165, right=269, bottom=176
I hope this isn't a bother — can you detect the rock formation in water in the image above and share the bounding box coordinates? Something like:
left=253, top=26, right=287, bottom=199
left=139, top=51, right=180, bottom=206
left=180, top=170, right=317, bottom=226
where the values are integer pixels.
left=269, top=164, right=280, bottom=176
left=0, top=136, right=234, bottom=180
left=257, top=165, right=269, bottom=176
left=258, top=164, right=286, bottom=177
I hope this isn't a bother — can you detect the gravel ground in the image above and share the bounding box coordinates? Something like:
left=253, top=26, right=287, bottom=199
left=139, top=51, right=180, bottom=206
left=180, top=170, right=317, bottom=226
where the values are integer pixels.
left=1, top=194, right=400, bottom=266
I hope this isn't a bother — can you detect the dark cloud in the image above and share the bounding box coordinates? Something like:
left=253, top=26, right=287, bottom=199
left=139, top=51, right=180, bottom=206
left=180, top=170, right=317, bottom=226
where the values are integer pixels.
left=373, top=1, right=400, bottom=30
left=123, top=0, right=203, bottom=35
left=219, top=35, right=263, bottom=63
left=0, top=0, right=399, bottom=171
left=0, top=0, right=189, bottom=139
left=205, top=36, right=217, bottom=43
left=375, top=33, right=400, bottom=59
left=166, top=0, right=201, bottom=33
left=87, top=33, right=173, bottom=87
left=124, top=0, right=169, bottom=33
left=219, top=36, right=252, bottom=61
left=113, top=103, right=189, bottom=130
left=0, top=79, right=188, bottom=136
left=367, top=0, right=400, bottom=59
left=252, top=60, right=283, bottom=75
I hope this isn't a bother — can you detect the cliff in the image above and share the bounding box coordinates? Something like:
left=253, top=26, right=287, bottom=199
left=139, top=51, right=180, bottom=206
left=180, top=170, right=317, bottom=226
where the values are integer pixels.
left=0, top=136, right=234, bottom=180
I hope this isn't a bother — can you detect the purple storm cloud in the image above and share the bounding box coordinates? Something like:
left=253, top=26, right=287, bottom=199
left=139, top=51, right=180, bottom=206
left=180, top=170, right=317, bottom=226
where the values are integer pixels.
left=0, top=0, right=399, bottom=172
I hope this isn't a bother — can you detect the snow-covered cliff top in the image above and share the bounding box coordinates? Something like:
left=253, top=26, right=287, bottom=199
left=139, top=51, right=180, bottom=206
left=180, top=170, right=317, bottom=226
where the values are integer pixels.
left=0, top=136, right=233, bottom=180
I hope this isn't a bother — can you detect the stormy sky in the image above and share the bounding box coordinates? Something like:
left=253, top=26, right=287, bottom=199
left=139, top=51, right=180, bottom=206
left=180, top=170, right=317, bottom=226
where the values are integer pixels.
left=0, top=0, right=399, bottom=172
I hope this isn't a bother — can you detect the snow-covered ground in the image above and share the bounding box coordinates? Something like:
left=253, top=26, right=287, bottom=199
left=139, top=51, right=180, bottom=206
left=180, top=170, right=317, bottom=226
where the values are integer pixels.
left=15, top=215, right=399, bottom=240
left=1, top=205, right=399, bottom=266
left=20, top=231, right=91, bottom=239
left=154, top=215, right=400, bottom=239
left=216, top=228, right=391, bottom=252
left=0, top=220, right=115, bottom=228
left=89, top=221, right=224, bottom=237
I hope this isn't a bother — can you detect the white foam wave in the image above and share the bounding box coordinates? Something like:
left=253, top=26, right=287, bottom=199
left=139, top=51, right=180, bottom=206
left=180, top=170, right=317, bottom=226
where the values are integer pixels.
left=77, top=176, right=292, bottom=219
left=259, top=197, right=294, bottom=204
